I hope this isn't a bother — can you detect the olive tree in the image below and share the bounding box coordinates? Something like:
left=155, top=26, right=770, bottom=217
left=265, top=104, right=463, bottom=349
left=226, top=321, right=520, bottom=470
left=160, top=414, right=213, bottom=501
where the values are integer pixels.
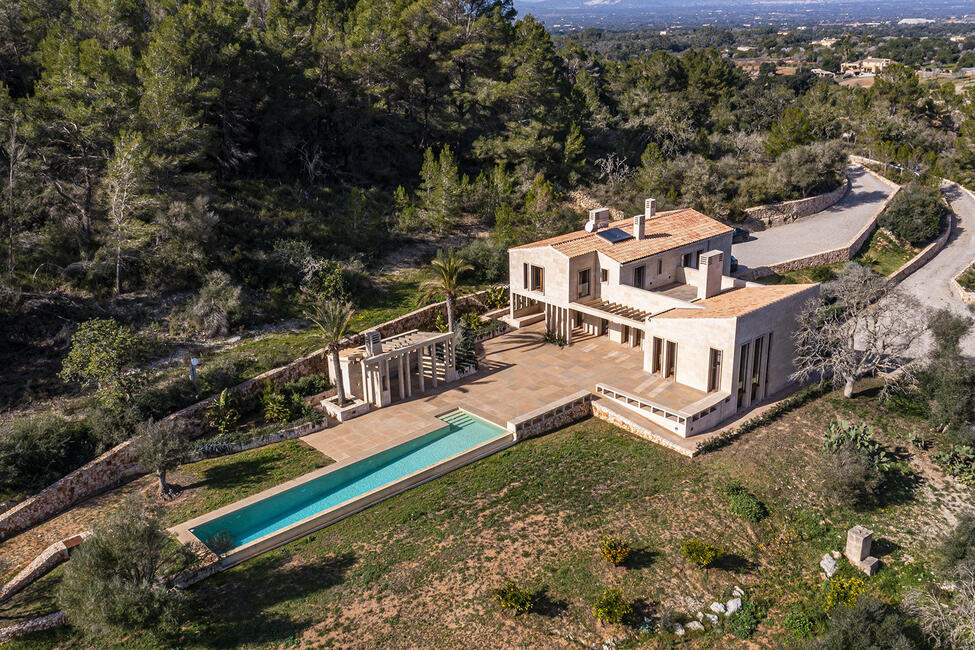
left=132, top=418, right=188, bottom=497
left=57, top=497, right=190, bottom=638
left=792, top=263, right=925, bottom=398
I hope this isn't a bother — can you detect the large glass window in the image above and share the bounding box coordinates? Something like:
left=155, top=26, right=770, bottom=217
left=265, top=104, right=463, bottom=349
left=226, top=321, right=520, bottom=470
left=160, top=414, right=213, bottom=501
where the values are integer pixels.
left=708, top=348, right=722, bottom=392
left=652, top=337, right=663, bottom=374
left=737, top=342, right=750, bottom=408
left=751, top=337, right=764, bottom=400
left=530, top=265, right=544, bottom=292
left=633, top=265, right=645, bottom=289
left=665, top=340, right=677, bottom=378
left=577, top=268, right=590, bottom=298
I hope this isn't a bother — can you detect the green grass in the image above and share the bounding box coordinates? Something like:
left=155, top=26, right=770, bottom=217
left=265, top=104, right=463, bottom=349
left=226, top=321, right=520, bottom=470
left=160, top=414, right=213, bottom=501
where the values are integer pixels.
left=7, top=386, right=960, bottom=649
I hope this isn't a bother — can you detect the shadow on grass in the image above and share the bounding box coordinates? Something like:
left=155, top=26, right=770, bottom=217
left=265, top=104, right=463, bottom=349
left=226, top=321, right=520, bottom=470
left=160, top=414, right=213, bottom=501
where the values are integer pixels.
left=533, top=586, right=568, bottom=618
left=186, top=551, right=356, bottom=648
left=623, top=546, right=660, bottom=570
left=714, top=553, right=756, bottom=573
left=872, top=537, right=900, bottom=559
left=181, top=456, right=284, bottom=492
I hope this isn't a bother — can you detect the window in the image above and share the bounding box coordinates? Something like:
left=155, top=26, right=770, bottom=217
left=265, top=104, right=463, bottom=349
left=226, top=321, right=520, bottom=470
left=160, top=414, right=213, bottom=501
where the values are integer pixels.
left=751, top=337, right=764, bottom=400
left=657, top=259, right=663, bottom=275
left=577, top=268, right=590, bottom=298
left=652, top=337, right=663, bottom=374
left=682, top=251, right=700, bottom=269
left=633, top=265, right=645, bottom=289
left=600, top=268, right=608, bottom=282
left=522, top=263, right=528, bottom=289
left=708, top=348, right=722, bottom=392
left=737, top=342, right=750, bottom=408
left=665, top=341, right=677, bottom=378
left=530, top=265, right=544, bottom=292
left=764, top=333, right=773, bottom=392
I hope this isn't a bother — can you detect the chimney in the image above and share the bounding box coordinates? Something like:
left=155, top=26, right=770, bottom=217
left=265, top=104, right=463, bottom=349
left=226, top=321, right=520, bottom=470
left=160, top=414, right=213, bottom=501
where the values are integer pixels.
left=697, top=250, right=724, bottom=300
left=633, top=213, right=645, bottom=240
left=645, top=197, right=657, bottom=219
left=364, top=330, right=382, bottom=357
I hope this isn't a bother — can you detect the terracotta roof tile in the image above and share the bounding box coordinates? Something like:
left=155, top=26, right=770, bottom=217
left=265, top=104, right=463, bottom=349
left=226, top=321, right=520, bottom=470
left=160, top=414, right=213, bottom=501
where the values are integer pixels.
left=511, top=208, right=734, bottom=263
left=653, top=284, right=818, bottom=320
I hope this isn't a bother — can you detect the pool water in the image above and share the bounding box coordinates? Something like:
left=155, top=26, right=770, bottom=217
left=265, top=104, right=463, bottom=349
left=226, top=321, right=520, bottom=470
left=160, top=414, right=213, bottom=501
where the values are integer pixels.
left=190, top=410, right=507, bottom=551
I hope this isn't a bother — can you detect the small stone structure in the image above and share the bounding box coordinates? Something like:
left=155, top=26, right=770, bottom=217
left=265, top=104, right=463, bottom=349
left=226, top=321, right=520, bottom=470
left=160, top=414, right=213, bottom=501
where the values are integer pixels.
left=845, top=525, right=879, bottom=575
left=820, top=552, right=838, bottom=577
left=745, top=176, right=850, bottom=228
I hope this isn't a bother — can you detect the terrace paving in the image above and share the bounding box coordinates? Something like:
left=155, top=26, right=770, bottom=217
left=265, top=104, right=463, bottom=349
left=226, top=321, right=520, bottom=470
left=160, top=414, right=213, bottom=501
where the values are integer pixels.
left=302, top=322, right=709, bottom=460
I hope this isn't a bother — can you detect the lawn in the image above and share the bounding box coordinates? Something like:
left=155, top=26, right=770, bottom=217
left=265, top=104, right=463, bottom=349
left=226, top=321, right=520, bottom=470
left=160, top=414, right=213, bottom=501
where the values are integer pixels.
left=7, top=385, right=968, bottom=649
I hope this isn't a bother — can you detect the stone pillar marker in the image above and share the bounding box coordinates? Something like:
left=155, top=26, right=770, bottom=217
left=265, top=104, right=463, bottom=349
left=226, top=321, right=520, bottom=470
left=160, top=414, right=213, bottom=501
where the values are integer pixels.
left=845, top=525, right=879, bottom=576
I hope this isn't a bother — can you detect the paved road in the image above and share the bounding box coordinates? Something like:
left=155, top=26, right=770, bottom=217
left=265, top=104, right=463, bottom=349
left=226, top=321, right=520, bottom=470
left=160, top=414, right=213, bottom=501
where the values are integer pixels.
left=732, top=165, right=896, bottom=273
left=895, top=181, right=975, bottom=357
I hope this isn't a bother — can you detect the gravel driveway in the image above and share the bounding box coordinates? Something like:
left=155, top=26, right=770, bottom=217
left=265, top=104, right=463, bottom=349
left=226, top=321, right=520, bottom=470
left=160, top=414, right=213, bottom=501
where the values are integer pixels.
left=732, top=165, right=896, bottom=273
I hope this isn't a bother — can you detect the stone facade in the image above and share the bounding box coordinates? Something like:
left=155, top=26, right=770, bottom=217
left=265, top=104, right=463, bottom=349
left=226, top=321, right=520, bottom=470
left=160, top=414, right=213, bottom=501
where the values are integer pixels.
left=506, top=391, right=592, bottom=441
left=745, top=176, right=850, bottom=228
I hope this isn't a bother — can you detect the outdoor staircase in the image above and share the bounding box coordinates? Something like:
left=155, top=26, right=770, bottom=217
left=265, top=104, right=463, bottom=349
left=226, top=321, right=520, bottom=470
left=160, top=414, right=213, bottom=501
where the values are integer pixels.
left=439, top=410, right=478, bottom=428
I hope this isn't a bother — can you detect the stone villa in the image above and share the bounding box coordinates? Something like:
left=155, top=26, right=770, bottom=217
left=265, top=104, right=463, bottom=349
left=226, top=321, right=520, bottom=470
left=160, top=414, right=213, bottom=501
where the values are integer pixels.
left=507, top=200, right=819, bottom=437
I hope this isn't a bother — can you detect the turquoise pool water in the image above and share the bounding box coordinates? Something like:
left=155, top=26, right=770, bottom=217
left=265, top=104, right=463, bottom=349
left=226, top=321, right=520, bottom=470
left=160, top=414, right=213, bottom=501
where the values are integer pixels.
left=190, top=410, right=507, bottom=551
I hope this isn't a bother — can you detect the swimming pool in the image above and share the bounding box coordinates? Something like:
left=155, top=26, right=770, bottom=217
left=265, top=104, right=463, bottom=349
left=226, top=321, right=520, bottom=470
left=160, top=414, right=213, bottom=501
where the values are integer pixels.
left=188, top=410, right=509, bottom=555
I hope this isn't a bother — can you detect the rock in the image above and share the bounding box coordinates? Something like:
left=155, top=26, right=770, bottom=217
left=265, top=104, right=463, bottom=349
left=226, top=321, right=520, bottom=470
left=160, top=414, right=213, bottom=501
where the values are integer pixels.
left=732, top=585, right=744, bottom=598
left=704, top=613, right=720, bottom=625
left=710, top=602, right=726, bottom=614
left=696, top=611, right=703, bottom=620
left=725, top=598, right=742, bottom=617
left=673, top=623, right=685, bottom=636
left=831, top=550, right=841, bottom=559
left=686, top=621, right=705, bottom=632
left=820, top=553, right=838, bottom=577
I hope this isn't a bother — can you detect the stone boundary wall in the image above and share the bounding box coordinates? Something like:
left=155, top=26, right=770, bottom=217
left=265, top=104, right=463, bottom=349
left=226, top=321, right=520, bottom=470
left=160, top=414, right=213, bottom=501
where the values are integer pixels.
left=567, top=190, right=626, bottom=220
left=0, top=441, right=141, bottom=541
left=0, top=611, right=67, bottom=643
left=507, top=390, right=592, bottom=441
left=184, top=419, right=328, bottom=463
left=848, top=155, right=905, bottom=191
left=0, top=532, right=90, bottom=604
left=886, top=209, right=954, bottom=286
left=736, top=167, right=900, bottom=281
left=0, top=289, right=499, bottom=543
left=745, top=175, right=850, bottom=228
left=591, top=400, right=697, bottom=458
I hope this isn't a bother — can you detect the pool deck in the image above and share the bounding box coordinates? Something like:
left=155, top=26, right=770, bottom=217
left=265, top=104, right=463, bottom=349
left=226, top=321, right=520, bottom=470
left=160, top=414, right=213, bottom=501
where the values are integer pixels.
left=303, top=323, right=713, bottom=459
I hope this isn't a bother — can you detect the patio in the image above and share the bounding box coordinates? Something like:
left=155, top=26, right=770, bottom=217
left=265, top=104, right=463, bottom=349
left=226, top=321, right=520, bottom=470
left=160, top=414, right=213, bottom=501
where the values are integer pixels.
left=303, top=322, right=711, bottom=460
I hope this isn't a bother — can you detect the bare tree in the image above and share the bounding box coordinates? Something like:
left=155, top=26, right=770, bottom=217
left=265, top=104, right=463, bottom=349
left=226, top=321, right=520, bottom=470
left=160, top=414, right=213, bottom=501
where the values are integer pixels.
left=594, top=153, right=631, bottom=191
left=102, top=131, right=151, bottom=295
left=1, top=109, right=22, bottom=275
left=792, top=263, right=925, bottom=398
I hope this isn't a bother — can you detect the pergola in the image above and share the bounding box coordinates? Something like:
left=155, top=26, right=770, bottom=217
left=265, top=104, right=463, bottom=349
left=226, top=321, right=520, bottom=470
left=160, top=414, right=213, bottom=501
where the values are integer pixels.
left=339, top=329, right=458, bottom=408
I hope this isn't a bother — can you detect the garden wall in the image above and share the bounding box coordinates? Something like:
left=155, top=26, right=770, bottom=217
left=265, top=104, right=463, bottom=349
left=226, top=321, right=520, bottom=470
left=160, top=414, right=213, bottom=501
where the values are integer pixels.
left=0, top=532, right=89, bottom=603
left=506, top=390, right=592, bottom=441
left=0, top=289, right=497, bottom=542
left=745, top=176, right=850, bottom=228
left=886, top=210, right=953, bottom=285
left=736, top=170, right=899, bottom=282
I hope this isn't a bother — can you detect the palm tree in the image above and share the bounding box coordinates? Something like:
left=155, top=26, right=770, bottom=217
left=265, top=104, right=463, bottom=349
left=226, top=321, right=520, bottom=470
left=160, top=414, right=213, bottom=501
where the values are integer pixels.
left=305, top=299, right=357, bottom=406
left=419, top=249, right=473, bottom=332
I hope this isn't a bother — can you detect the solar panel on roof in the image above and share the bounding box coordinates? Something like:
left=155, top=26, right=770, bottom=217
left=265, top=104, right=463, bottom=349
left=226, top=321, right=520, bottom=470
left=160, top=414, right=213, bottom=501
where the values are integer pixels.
left=595, top=227, right=633, bottom=243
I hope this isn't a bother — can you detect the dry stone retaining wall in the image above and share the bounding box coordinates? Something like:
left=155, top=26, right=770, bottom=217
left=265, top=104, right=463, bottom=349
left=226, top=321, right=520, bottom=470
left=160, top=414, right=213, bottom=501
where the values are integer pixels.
left=0, top=611, right=67, bottom=643
left=0, top=289, right=497, bottom=542
left=887, top=211, right=953, bottom=285
left=506, top=391, right=592, bottom=441
left=745, top=176, right=850, bottom=228
left=0, top=533, right=90, bottom=603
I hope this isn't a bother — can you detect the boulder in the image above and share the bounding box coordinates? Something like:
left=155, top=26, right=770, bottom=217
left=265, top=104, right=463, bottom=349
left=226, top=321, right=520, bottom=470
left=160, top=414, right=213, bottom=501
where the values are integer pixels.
left=673, top=623, right=685, bottom=636
left=820, top=553, right=838, bottom=577
left=704, top=613, right=720, bottom=625
left=725, top=597, right=742, bottom=617
left=686, top=621, right=705, bottom=632
left=732, top=585, right=744, bottom=598
left=710, top=602, right=726, bottom=614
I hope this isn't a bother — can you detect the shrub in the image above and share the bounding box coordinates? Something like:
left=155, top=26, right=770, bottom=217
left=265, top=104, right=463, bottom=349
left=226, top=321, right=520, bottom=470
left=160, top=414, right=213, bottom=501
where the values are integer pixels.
left=936, top=513, right=975, bottom=573
left=958, top=263, right=975, bottom=292
left=593, top=588, right=630, bottom=624
left=543, top=329, right=566, bottom=346
left=783, top=608, right=815, bottom=639
left=822, top=575, right=866, bottom=614
left=206, top=389, right=240, bottom=434
left=821, top=421, right=895, bottom=505
left=813, top=596, right=913, bottom=649
left=57, top=497, right=191, bottom=638
left=822, top=422, right=894, bottom=472
left=680, top=539, right=723, bottom=568
left=724, top=480, right=768, bottom=522
left=933, top=445, right=975, bottom=486
left=262, top=383, right=297, bottom=424
left=727, top=600, right=762, bottom=639
left=281, top=373, right=330, bottom=398
left=0, top=413, right=94, bottom=493
left=808, top=265, right=835, bottom=283
left=879, top=183, right=948, bottom=246
left=59, top=318, right=144, bottom=410
left=459, top=239, right=508, bottom=284
left=599, top=536, right=631, bottom=566
left=493, top=580, right=535, bottom=614
left=182, top=270, right=243, bottom=337
left=484, top=286, right=508, bottom=310
left=461, top=310, right=483, bottom=332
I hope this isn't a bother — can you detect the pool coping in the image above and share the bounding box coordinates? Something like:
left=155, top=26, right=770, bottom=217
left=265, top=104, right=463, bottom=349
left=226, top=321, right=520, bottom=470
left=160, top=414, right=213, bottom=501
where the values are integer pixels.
left=169, top=407, right=514, bottom=569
